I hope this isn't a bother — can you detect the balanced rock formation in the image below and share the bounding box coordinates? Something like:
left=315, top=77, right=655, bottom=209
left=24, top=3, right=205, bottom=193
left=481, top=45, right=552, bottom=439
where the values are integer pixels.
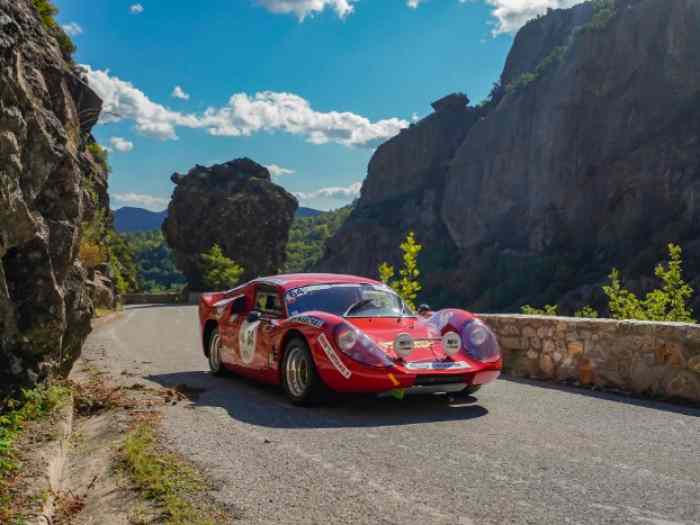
left=0, top=0, right=107, bottom=392
left=163, top=159, right=298, bottom=290
left=319, top=0, right=700, bottom=313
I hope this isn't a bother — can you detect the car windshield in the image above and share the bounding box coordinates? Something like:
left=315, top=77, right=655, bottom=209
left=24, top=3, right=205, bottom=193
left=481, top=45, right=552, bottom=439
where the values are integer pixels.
left=285, top=283, right=411, bottom=318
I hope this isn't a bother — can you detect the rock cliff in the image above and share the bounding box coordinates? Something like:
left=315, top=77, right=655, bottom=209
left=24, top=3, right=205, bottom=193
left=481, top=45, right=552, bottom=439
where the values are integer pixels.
left=319, top=0, right=700, bottom=313
left=0, top=0, right=107, bottom=391
left=163, top=159, right=298, bottom=290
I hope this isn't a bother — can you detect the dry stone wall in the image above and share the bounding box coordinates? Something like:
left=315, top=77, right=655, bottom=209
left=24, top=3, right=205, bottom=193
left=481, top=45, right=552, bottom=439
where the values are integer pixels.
left=480, top=315, right=700, bottom=404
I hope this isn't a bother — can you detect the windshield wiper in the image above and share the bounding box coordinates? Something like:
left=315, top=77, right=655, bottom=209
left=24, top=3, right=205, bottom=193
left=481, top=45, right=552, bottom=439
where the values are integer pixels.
left=343, top=298, right=374, bottom=317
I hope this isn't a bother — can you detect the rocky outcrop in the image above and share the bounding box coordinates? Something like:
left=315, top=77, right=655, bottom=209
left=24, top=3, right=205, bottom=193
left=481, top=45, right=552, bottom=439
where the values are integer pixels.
left=319, top=0, right=700, bottom=314
left=163, top=159, right=298, bottom=290
left=0, top=0, right=107, bottom=391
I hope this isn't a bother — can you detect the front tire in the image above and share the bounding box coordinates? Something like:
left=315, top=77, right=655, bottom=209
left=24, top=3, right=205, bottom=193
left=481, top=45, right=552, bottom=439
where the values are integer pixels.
left=208, top=328, right=226, bottom=376
left=281, top=338, right=326, bottom=406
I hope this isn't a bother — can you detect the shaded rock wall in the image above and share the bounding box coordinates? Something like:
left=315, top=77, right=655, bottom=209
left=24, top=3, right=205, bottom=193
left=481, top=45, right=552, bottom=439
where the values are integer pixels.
left=318, top=0, right=700, bottom=313
left=0, top=0, right=106, bottom=391
left=482, top=314, right=700, bottom=404
left=163, top=158, right=298, bottom=290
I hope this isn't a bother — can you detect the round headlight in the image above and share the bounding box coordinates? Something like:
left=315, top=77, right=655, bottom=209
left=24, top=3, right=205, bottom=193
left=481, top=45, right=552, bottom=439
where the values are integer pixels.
left=442, top=331, right=462, bottom=356
left=469, top=323, right=489, bottom=346
left=336, top=327, right=358, bottom=351
left=394, top=333, right=414, bottom=358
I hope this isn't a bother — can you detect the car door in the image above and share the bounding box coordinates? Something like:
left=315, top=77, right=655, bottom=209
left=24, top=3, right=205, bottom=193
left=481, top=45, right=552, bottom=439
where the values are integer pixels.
left=238, top=284, right=285, bottom=373
left=218, top=294, right=248, bottom=367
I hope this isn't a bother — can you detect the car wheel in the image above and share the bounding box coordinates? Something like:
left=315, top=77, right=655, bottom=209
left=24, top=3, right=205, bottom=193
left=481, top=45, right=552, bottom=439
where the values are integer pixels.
left=282, top=338, right=325, bottom=406
left=208, top=328, right=226, bottom=376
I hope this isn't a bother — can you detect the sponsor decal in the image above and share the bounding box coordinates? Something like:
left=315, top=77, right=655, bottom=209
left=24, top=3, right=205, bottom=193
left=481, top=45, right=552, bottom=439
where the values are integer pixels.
left=289, top=315, right=325, bottom=329
left=238, top=320, right=260, bottom=365
left=405, top=361, right=471, bottom=371
left=381, top=339, right=434, bottom=350
left=318, top=334, right=352, bottom=379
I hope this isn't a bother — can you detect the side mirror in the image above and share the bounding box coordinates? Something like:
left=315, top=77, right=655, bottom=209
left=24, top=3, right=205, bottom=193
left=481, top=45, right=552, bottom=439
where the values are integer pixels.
left=231, top=296, right=247, bottom=315
left=247, top=310, right=262, bottom=323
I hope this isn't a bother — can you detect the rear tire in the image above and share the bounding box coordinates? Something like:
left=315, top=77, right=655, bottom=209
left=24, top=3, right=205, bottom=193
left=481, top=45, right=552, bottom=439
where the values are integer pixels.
left=281, top=338, right=326, bottom=406
left=208, top=328, right=226, bottom=377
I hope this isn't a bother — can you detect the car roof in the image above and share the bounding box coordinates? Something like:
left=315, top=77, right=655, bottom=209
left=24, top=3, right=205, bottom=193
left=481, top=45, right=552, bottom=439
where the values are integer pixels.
left=251, top=273, right=383, bottom=292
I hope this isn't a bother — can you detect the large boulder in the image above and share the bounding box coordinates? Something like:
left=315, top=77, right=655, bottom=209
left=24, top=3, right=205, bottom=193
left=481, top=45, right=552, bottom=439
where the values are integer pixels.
left=318, top=0, right=700, bottom=314
left=162, top=158, right=298, bottom=290
left=0, top=0, right=106, bottom=392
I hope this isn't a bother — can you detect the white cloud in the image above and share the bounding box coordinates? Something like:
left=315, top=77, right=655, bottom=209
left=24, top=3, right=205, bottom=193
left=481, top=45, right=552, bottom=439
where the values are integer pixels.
left=111, top=193, right=169, bottom=211
left=61, top=22, right=82, bottom=36
left=171, top=85, right=190, bottom=100
left=484, top=0, right=580, bottom=34
left=257, top=0, right=355, bottom=20
left=266, top=164, right=296, bottom=176
left=129, top=4, right=144, bottom=14
left=293, top=181, right=362, bottom=201
left=109, top=137, right=134, bottom=152
left=82, top=65, right=407, bottom=147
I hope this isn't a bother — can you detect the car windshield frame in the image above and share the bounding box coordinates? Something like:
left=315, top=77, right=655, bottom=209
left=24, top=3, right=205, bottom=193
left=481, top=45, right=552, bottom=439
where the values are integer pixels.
left=285, top=282, right=414, bottom=318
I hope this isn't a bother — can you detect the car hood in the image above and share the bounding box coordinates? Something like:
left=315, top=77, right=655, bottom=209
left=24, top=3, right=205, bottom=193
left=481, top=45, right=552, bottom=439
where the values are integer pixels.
left=345, top=317, right=447, bottom=362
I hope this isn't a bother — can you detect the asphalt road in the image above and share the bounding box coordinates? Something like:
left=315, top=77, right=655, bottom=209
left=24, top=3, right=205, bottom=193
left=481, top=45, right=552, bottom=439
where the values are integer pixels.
left=84, top=305, right=700, bottom=525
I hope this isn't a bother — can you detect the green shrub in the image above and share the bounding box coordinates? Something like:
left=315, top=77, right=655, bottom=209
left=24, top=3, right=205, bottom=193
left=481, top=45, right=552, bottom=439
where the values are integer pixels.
left=378, top=231, right=423, bottom=310
left=285, top=206, right=352, bottom=272
left=521, top=304, right=559, bottom=316
left=32, top=0, right=76, bottom=59
left=574, top=306, right=599, bottom=318
left=584, top=0, right=616, bottom=31
left=603, top=244, right=695, bottom=323
left=87, top=143, right=111, bottom=173
left=200, top=244, right=244, bottom=291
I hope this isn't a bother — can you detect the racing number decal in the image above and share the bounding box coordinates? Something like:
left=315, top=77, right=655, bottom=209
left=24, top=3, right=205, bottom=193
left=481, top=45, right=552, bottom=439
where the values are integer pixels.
left=238, top=320, right=260, bottom=365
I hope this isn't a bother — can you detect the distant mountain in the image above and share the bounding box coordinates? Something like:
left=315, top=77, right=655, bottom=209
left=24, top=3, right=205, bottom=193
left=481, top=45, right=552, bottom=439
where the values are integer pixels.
left=296, top=207, right=322, bottom=218
left=114, top=207, right=168, bottom=233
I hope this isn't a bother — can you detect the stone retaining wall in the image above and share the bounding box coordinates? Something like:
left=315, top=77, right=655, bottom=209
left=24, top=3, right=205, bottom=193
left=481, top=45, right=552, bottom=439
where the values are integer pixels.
left=480, top=315, right=700, bottom=404
left=120, top=293, right=184, bottom=305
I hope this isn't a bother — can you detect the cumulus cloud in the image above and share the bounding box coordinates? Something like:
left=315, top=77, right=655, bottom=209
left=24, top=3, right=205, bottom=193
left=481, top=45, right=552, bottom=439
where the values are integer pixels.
left=266, top=164, right=296, bottom=176
left=171, top=85, right=190, bottom=100
left=257, top=0, right=355, bottom=20
left=129, top=4, right=144, bottom=14
left=484, top=0, right=580, bottom=34
left=111, top=193, right=169, bottom=211
left=61, top=22, right=82, bottom=36
left=109, top=137, right=134, bottom=152
left=293, top=181, right=362, bottom=201
left=82, top=66, right=406, bottom=147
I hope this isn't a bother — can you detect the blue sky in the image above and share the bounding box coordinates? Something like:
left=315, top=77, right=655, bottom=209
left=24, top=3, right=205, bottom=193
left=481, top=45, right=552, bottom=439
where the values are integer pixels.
left=54, top=0, right=578, bottom=211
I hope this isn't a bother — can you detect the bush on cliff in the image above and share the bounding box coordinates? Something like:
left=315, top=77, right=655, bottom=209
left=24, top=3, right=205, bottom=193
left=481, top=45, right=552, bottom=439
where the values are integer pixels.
left=32, top=0, right=76, bottom=59
left=200, top=244, right=244, bottom=291
left=378, top=232, right=423, bottom=310
left=603, top=244, right=695, bottom=323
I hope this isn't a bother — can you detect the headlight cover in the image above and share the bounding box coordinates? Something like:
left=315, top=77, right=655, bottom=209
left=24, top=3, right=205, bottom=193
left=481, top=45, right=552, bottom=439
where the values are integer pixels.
left=461, top=320, right=500, bottom=363
left=334, top=323, right=394, bottom=368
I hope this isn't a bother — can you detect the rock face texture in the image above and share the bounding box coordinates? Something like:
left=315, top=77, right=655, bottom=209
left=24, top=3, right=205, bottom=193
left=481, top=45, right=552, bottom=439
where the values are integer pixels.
left=319, top=0, right=700, bottom=313
left=0, top=1, right=106, bottom=391
left=163, top=159, right=298, bottom=290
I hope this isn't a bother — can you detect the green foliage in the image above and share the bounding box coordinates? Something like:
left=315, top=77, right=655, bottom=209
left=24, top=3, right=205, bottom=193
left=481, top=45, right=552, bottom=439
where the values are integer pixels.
left=583, top=0, right=616, bottom=31
left=521, top=304, right=559, bottom=316
left=122, top=424, right=219, bottom=525
left=123, top=230, right=186, bottom=292
left=1, top=384, right=70, bottom=522
left=378, top=231, right=423, bottom=310
left=31, top=0, right=76, bottom=59
left=574, top=305, right=599, bottom=318
left=285, top=206, right=352, bottom=272
left=200, top=244, right=244, bottom=291
left=507, top=46, right=567, bottom=93
left=603, top=244, right=695, bottom=323
left=87, top=143, right=111, bottom=173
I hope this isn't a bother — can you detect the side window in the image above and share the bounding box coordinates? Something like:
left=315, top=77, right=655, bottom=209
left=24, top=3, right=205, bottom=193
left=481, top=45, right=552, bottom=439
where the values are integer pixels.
left=254, top=287, right=284, bottom=317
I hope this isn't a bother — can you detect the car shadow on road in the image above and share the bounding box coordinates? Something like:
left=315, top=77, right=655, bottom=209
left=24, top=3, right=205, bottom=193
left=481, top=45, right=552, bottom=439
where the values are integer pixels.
left=147, top=370, right=489, bottom=429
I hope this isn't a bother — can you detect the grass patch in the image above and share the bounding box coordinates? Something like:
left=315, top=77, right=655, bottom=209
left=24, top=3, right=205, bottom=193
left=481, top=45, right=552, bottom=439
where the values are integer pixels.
left=120, top=423, right=223, bottom=525
left=0, top=384, right=71, bottom=523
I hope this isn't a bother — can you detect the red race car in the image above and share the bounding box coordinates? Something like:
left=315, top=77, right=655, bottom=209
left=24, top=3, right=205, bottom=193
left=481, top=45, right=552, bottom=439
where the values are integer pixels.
left=198, top=273, right=502, bottom=405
